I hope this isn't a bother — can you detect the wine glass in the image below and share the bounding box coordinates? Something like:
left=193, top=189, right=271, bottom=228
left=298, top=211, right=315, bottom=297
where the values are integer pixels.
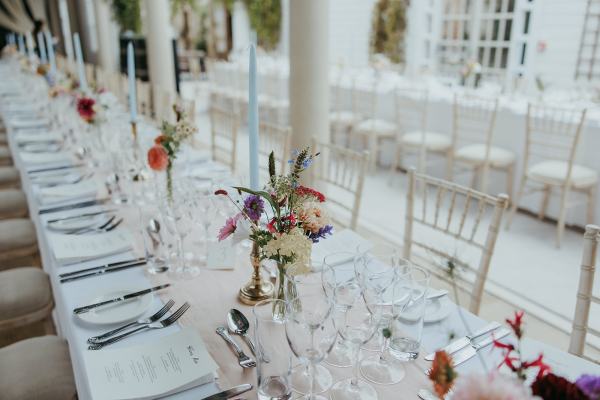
left=329, top=274, right=383, bottom=400
left=285, top=294, right=337, bottom=400
left=284, top=264, right=334, bottom=395
left=321, top=252, right=358, bottom=368
left=161, top=186, right=197, bottom=278
left=356, top=253, right=411, bottom=385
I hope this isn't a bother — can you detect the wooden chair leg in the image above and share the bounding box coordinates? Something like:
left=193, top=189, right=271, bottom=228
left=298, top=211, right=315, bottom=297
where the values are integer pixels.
left=556, top=187, right=570, bottom=248
left=506, top=163, right=515, bottom=200
left=506, top=176, right=527, bottom=230
left=539, top=184, right=551, bottom=220
left=588, top=185, right=597, bottom=223
left=388, top=143, right=402, bottom=185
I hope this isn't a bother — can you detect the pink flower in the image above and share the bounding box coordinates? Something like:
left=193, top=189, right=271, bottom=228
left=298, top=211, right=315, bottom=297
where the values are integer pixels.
left=147, top=145, right=169, bottom=171
left=452, top=372, right=536, bottom=400
left=218, top=214, right=242, bottom=241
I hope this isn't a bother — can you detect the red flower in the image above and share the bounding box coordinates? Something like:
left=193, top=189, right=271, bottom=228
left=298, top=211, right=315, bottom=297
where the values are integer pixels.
left=506, top=310, right=525, bottom=339
left=492, top=339, right=515, bottom=351
left=498, top=353, right=520, bottom=371
left=76, top=97, right=96, bottom=122
left=154, top=135, right=166, bottom=145
left=296, top=185, right=326, bottom=202
left=428, top=351, right=457, bottom=398
left=214, top=189, right=228, bottom=196
left=147, top=145, right=169, bottom=171
left=522, top=354, right=551, bottom=379
left=532, top=373, right=588, bottom=400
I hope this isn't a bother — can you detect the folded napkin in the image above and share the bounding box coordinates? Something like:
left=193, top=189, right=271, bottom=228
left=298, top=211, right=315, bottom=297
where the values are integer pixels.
left=48, top=229, right=133, bottom=264
left=311, top=229, right=373, bottom=268
left=15, top=131, right=62, bottom=144
left=20, top=151, right=70, bottom=165
left=37, top=179, right=97, bottom=206
left=9, top=117, right=50, bottom=129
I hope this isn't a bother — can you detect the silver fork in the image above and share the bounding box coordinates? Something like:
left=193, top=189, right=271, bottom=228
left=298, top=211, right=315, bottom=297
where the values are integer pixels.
left=87, top=299, right=176, bottom=344
left=71, top=217, right=123, bottom=235
left=88, top=302, right=190, bottom=350
left=216, top=327, right=256, bottom=368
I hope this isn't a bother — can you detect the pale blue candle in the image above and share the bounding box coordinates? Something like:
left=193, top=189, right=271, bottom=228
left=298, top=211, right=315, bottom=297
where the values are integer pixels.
left=248, top=41, right=260, bottom=190
left=37, top=32, right=47, bottom=64
left=26, top=32, right=35, bottom=63
left=45, top=31, right=56, bottom=76
left=17, top=34, right=25, bottom=55
left=126, top=42, right=138, bottom=123
left=73, top=33, right=88, bottom=92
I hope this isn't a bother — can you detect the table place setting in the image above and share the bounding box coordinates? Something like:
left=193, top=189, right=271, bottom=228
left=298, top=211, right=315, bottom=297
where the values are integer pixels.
left=36, top=177, right=99, bottom=206
left=48, top=228, right=134, bottom=265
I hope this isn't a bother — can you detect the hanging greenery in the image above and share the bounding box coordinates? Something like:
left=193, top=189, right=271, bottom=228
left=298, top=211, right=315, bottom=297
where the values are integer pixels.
left=111, top=0, right=142, bottom=34
left=369, top=0, right=407, bottom=64
left=242, top=0, right=281, bottom=51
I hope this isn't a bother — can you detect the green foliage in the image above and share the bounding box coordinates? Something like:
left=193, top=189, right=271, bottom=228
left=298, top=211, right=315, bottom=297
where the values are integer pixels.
left=370, top=0, right=407, bottom=64
left=170, top=0, right=198, bottom=17
left=242, top=0, right=282, bottom=50
left=111, top=0, right=142, bottom=34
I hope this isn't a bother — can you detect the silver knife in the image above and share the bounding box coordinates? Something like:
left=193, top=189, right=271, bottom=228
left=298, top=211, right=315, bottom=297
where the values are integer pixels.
left=60, top=260, right=147, bottom=283
left=424, top=321, right=501, bottom=361
left=451, top=327, right=511, bottom=366
left=201, top=384, right=253, bottom=400
left=73, top=284, right=170, bottom=314
left=424, top=327, right=511, bottom=375
left=58, top=257, right=146, bottom=278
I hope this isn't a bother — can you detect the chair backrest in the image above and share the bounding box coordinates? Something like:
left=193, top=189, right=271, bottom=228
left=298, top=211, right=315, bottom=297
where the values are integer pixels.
left=452, top=93, right=498, bottom=152
left=85, top=63, right=95, bottom=88
left=403, top=168, right=509, bottom=315
left=210, top=106, right=239, bottom=172
left=136, top=79, right=152, bottom=118
left=310, top=137, right=369, bottom=230
left=569, top=224, right=600, bottom=362
left=395, top=87, right=429, bottom=136
left=176, top=96, right=196, bottom=124
left=524, top=104, right=587, bottom=183
left=258, top=122, right=291, bottom=177
left=351, top=72, right=379, bottom=119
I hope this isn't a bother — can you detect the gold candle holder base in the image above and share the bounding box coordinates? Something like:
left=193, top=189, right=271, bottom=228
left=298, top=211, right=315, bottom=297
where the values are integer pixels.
left=239, top=242, right=273, bottom=305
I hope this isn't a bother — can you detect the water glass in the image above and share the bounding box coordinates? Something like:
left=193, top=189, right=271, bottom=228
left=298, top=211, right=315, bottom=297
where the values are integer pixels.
left=253, top=299, right=293, bottom=400
left=389, top=266, right=430, bottom=361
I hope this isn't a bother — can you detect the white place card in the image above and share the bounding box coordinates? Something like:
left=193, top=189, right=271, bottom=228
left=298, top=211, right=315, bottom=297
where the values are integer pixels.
left=48, top=229, right=133, bottom=264
left=83, top=329, right=218, bottom=400
left=206, top=240, right=236, bottom=270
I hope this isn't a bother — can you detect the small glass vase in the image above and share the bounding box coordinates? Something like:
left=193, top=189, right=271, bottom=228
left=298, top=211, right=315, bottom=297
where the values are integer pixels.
left=272, top=262, right=297, bottom=319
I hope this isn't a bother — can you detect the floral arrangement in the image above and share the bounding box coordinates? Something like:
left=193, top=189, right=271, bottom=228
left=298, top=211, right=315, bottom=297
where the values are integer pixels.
left=147, top=104, right=197, bottom=200
left=76, top=96, right=102, bottom=124
left=428, top=311, right=599, bottom=400
left=215, top=148, right=333, bottom=275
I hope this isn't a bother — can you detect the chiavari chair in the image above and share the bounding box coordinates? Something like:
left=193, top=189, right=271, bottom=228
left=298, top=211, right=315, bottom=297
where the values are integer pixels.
left=209, top=105, right=239, bottom=173
left=258, top=121, right=291, bottom=179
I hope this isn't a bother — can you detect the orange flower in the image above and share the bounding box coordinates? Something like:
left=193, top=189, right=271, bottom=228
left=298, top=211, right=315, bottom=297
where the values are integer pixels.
left=147, top=145, right=169, bottom=171
left=154, top=135, right=166, bottom=145
left=428, top=351, right=457, bottom=398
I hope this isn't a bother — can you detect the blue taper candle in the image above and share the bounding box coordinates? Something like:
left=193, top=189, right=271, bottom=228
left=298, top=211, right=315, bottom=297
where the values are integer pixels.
left=127, top=42, right=138, bottom=123
left=248, top=40, right=260, bottom=190
left=45, top=31, right=56, bottom=76
left=73, top=33, right=88, bottom=92
left=37, top=32, right=47, bottom=64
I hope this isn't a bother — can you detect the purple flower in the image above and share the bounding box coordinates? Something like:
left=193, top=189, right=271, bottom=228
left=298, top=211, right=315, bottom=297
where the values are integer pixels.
left=308, top=225, right=333, bottom=243
left=243, top=195, right=264, bottom=222
left=576, top=375, right=600, bottom=400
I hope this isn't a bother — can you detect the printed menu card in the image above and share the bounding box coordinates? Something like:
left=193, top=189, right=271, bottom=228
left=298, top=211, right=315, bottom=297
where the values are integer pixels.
left=83, top=329, right=218, bottom=400
left=48, top=230, right=133, bottom=264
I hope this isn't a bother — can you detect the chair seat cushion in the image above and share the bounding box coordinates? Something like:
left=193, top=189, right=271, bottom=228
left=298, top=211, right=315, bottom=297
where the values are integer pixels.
left=528, top=160, right=598, bottom=188
left=330, top=111, right=360, bottom=127
left=0, top=189, right=28, bottom=218
left=0, top=336, right=76, bottom=400
left=0, top=267, right=52, bottom=321
left=0, top=166, right=19, bottom=187
left=402, top=131, right=452, bottom=151
left=455, top=144, right=516, bottom=167
left=0, top=219, right=36, bottom=252
left=354, top=118, right=396, bottom=136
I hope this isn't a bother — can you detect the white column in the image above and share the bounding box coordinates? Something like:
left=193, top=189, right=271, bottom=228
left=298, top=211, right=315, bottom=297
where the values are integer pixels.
left=278, top=0, right=290, bottom=56
left=58, top=0, right=74, bottom=62
left=143, top=0, right=176, bottom=92
left=93, top=0, right=116, bottom=71
left=232, top=1, right=250, bottom=53
left=289, top=0, right=329, bottom=150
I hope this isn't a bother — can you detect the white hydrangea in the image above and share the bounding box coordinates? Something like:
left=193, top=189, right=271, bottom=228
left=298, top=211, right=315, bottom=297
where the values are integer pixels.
left=263, top=227, right=312, bottom=274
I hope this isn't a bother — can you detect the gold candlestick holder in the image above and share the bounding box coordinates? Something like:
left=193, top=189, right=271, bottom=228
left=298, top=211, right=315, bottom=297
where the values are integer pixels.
left=239, top=241, right=274, bottom=305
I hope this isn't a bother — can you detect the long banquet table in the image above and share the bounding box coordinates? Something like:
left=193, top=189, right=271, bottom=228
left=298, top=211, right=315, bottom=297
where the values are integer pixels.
left=2, top=64, right=599, bottom=400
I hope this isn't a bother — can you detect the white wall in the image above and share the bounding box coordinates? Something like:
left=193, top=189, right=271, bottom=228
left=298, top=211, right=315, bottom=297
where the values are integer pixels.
left=328, top=0, right=376, bottom=67
left=527, top=0, right=587, bottom=88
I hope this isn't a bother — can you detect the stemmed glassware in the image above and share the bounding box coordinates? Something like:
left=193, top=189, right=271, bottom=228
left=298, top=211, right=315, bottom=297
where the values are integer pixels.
left=285, top=294, right=337, bottom=400
left=329, top=273, right=383, bottom=400
left=356, top=251, right=410, bottom=385
left=284, top=264, right=334, bottom=395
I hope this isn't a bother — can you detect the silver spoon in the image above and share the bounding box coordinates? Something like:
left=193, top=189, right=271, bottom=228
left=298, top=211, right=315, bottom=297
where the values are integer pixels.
left=227, top=309, right=261, bottom=360
left=148, top=218, right=163, bottom=245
